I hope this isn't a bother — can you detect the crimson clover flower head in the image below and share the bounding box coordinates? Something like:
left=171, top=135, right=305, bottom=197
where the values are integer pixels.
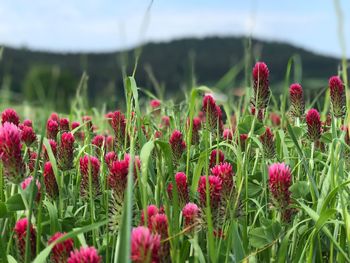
left=43, top=161, right=59, bottom=199
left=60, top=118, right=70, bottom=132
left=67, top=246, right=102, bottom=263
left=79, top=155, right=101, bottom=198
left=306, top=108, right=322, bottom=142
left=169, top=130, right=186, bottom=162
left=58, top=132, right=75, bottom=171
left=21, top=126, right=37, bottom=146
left=202, top=94, right=223, bottom=131
left=1, top=108, right=20, bottom=126
left=48, top=232, right=74, bottom=263
left=198, top=175, right=222, bottom=208
left=150, top=99, right=161, bottom=109
left=259, top=127, right=276, bottom=159
left=252, top=62, right=270, bottom=109
left=211, top=162, right=234, bottom=194
left=14, top=218, right=36, bottom=260
left=289, top=83, right=305, bottom=117
left=209, top=149, right=225, bottom=168
left=329, top=76, right=346, bottom=118
left=182, top=202, right=200, bottom=229
left=130, top=226, right=160, bottom=263
left=46, top=119, right=59, bottom=140
left=21, top=176, right=41, bottom=201
left=268, top=162, right=292, bottom=208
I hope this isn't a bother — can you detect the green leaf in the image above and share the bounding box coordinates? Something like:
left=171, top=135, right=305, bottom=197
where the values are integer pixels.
left=0, top=202, right=8, bottom=218
left=6, top=194, right=25, bottom=212
left=290, top=181, right=310, bottom=199
left=238, top=115, right=265, bottom=135
left=320, top=132, right=332, bottom=144
left=249, top=220, right=281, bottom=248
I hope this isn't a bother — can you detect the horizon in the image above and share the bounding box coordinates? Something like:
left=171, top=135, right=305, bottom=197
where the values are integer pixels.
left=0, top=0, right=349, bottom=57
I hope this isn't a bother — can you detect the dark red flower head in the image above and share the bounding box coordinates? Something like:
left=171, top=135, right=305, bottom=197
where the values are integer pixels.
left=329, top=76, right=346, bottom=118
left=105, top=151, right=117, bottom=168
left=160, top=116, right=170, bottom=129
left=211, top=162, right=234, bottom=194
left=21, top=126, right=37, bottom=147
left=48, top=232, right=74, bottom=263
left=67, top=246, right=101, bottom=263
left=130, top=226, right=160, bottom=263
left=22, top=119, right=33, bottom=127
left=58, top=132, right=75, bottom=171
left=252, top=62, right=270, bottom=109
left=306, top=109, right=322, bottom=142
left=43, top=161, right=59, bottom=199
left=169, top=130, right=186, bottom=162
left=198, top=175, right=222, bottom=209
left=259, top=127, right=276, bottom=159
left=50, top=113, right=60, bottom=122
left=0, top=122, right=25, bottom=183
left=209, top=149, right=225, bottom=168
left=14, top=218, right=36, bottom=260
left=43, top=139, right=57, bottom=162
left=182, top=202, right=200, bottom=230
left=140, top=205, right=159, bottom=229
left=60, top=118, right=70, bottom=132
left=223, top=128, right=234, bottom=141
left=150, top=99, right=161, bottom=109
left=268, top=163, right=292, bottom=210
left=110, top=111, right=126, bottom=145
left=289, top=83, right=305, bottom=117
left=1, top=108, right=20, bottom=126
left=188, top=117, right=201, bottom=145
left=79, top=155, right=101, bottom=198
left=46, top=119, right=59, bottom=140
left=167, top=172, right=189, bottom=204
left=202, top=94, right=223, bottom=132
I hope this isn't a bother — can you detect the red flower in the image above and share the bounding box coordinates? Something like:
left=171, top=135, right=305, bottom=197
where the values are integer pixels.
left=105, top=135, right=114, bottom=152
left=182, top=202, right=200, bottom=230
left=28, top=151, right=37, bottom=173
left=209, top=149, right=225, bottom=168
left=270, top=113, right=281, bottom=126
left=50, top=113, right=60, bottom=122
left=105, top=151, right=117, bottom=168
left=46, top=119, right=59, bottom=140
left=140, top=205, right=159, bottom=229
left=169, top=130, right=186, bottom=162
left=110, top=111, right=126, bottom=145
left=239, top=134, right=248, bottom=150
left=0, top=122, right=25, bottom=183
left=306, top=109, right=322, bottom=142
left=48, top=232, right=74, bottom=263
left=259, top=127, right=275, bottom=159
left=43, top=139, right=57, bottom=161
left=14, top=218, right=36, bottom=260
left=188, top=117, right=201, bottom=145
left=150, top=99, right=161, bottom=109
left=289, top=83, right=304, bottom=117
left=60, top=118, right=70, bottom=132
left=58, top=132, right=75, bottom=171
left=72, top=121, right=84, bottom=140
left=1, top=108, right=20, bottom=126
left=43, top=161, right=59, bottom=199
left=329, top=76, right=346, bottom=118
left=252, top=62, right=270, bottom=109
left=222, top=128, right=234, bottom=141
left=268, top=162, right=292, bottom=220
left=211, top=162, right=234, bottom=195
left=167, top=172, right=189, bottom=204
left=67, top=246, right=101, bottom=263
left=79, top=155, right=101, bottom=198
left=21, top=126, right=37, bottom=146
left=250, top=106, right=265, bottom=122
left=108, top=159, right=129, bottom=192
left=21, top=176, right=41, bottom=201
left=22, top=119, right=33, bottom=127
left=160, top=116, right=170, bottom=129
left=198, top=175, right=222, bottom=208
left=82, top=116, right=93, bottom=132
left=202, top=94, right=223, bottom=132
left=131, top=226, right=160, bottom=263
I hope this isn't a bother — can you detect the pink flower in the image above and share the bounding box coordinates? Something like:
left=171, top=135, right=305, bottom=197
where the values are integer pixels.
left=151, top=213, right=168, bottom=238
left=46, top=119, right=59, bottom=140
left=268, top=163, right=292, bottom=218
left=131, top=226, right=160, bottom=263
left=202, top=94, right=223, bottom=132
left=43, top=162, right=59, bottom=199
left=211, top=162, right=234, bottom=195
left=48, top=232, right=74, bottom=263
left=306, top=109, right=322, bottom=142
left=14, top=218, right=36, bottom=260
left=68, top=246, right=101, bottom=263
left=21, top=126, right=37, bottom=146
left=160, top=116, right=170, bottom=129
left=209, top=149, right=224, bottom=168
left=140, top=205, right=159, bottom=229
left=289, top=83, right=304, bottom=117
left=105, top=135, right=114, bottom=152
left=80, top=156, right=101, bottom=198
left=252, top=62, right=270, bottom=109
left=198, top=175, right=222, bottom=208
left=169, top=130, right=186, bottom=162
left=108, top=159, right=129, bottom=192
left=270, top=113, right=281, bottom=126
left=1, top=108, right=20, bottom=126
left=21, top=176, right=41, bottom=201
left=60, top=118, right=70, bottom=132
left=259, top=127, right=276, bottom=159
left=50, top=113, right=60, bottom=122
left=182, top=202, right=200, bottom=230
left=110, top=111, right=126, bottom=145
left=150, top=99, right=161, bottom=109
left=28, top=151, right=37, bottom=173
left=72, top=121, right=84, bottom=140
left=187, top=117, right=201, bottom=145
left=222, top=128, right=234, bottom=141
left=22, top=119, right=33, bottom=127
left=329, top=76, right=346, bottom=118
left=58, top=132, right=75, bottom=171
left=92, top=135, right=104, bottom=148
left=0, top=122, right=24, bottom=183
left=167, top=172, right=189, bottom=204
left=105, top=151, right=117, bottom=168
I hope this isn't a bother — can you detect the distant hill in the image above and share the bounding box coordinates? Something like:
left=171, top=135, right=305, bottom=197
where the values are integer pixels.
left=0, top=36, right=345, bottom=110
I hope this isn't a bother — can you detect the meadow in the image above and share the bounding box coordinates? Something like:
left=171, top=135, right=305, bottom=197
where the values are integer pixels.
left=0, top=53, right=350, bottom=263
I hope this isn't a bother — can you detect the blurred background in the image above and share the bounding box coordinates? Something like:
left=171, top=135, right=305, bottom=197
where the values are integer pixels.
left=0, top=0, right=349, bottom=112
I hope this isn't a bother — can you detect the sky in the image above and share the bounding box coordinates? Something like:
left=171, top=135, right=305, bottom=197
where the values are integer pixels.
left=0, top=0, right=349, bottom=57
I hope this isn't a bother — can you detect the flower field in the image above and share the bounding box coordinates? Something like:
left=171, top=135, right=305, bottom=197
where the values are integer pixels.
left=0, top=61, right=350, bottom=263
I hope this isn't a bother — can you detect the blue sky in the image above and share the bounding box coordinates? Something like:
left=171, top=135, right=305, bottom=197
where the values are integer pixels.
left=0, top=0, right=349, bottom=57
